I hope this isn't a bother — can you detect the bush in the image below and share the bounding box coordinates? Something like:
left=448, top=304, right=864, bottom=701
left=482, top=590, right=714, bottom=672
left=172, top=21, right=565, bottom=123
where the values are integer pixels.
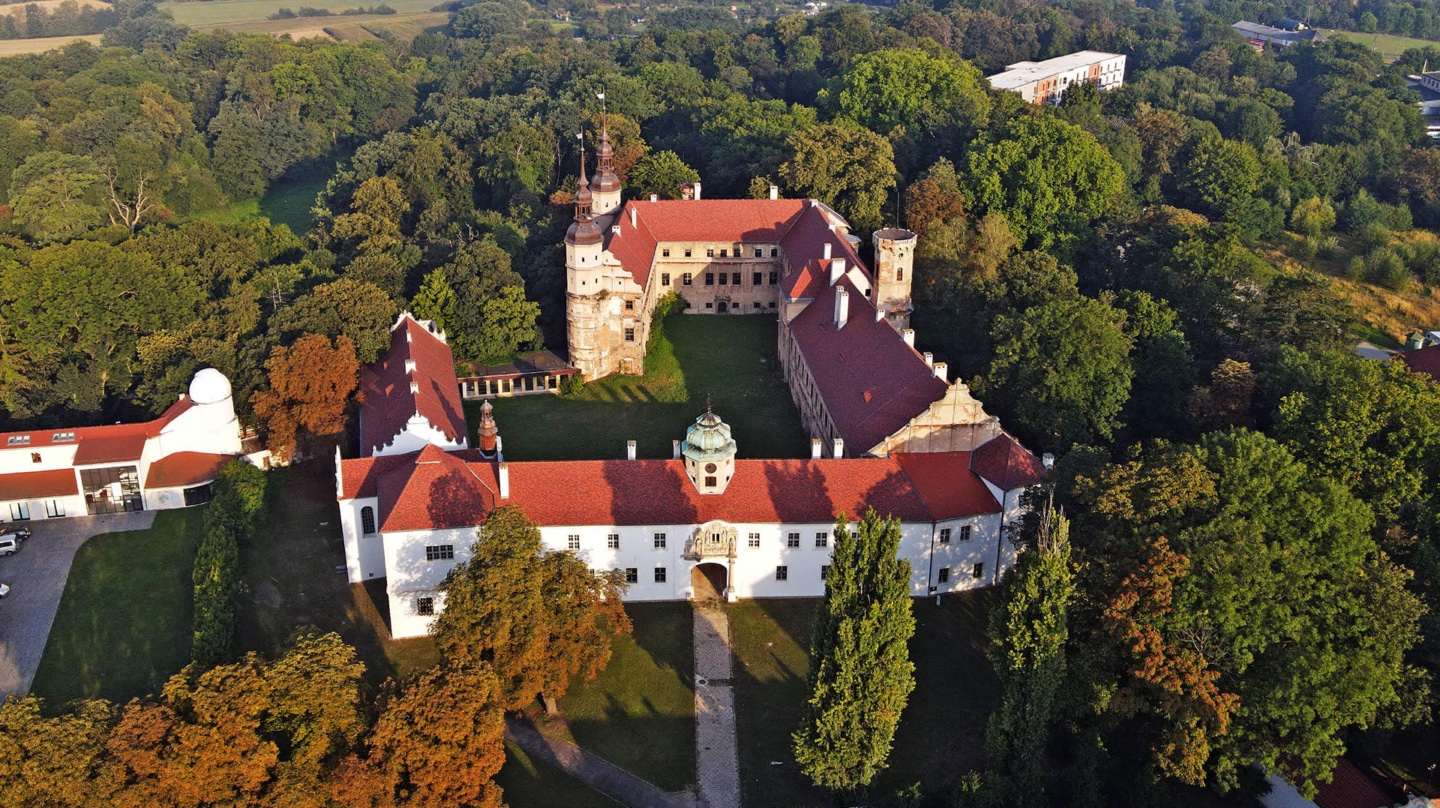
left=1346, top=256, right=1367, bottom=281
left=1316, top=235, right=1341, bottom=258
left=1404, top=240, right=1440, bottom=286
left=1365, top=248, right=1410, bottom=290
left=190, top=460, right=267, bottom=669
left=560, top=372, right=585, bottom=397
left=268, top=7, right=297, bottom=18
left=1359, top=221, right=1392, bottom=251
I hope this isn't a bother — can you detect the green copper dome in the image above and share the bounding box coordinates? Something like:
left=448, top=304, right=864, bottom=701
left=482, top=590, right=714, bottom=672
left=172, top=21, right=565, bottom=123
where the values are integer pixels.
left=682, top=406, right=736, bottom=462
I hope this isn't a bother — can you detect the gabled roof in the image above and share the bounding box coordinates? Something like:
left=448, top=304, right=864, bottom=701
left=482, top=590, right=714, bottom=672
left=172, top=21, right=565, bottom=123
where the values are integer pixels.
left=144, top=452, right=234, bottom=489
left=893, top=452, right=1001, bottom=519
left=375, top=444, right=496, bottom=532
left=0, top=468, right=79, bottom=500
left=1311, top=757, right=1394, bottom=808
left=970, top=434, right=1047, bottom=491
left=788, top=275, right=949, bottom=455
left=358, top=314, right=469, bottom=457
left=0, top=396, right=194, bottom=457
left=1399, top=344, right=1440, bottom=384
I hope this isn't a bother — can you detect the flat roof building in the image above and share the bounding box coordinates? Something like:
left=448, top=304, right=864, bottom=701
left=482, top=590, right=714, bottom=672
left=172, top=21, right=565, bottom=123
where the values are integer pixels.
left=986, top=51, right=1126, bottom=104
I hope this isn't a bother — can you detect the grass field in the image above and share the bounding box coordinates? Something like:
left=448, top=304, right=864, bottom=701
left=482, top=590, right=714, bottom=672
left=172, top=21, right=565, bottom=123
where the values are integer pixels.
left=497, top=742, right=622, bottom=808
left=472, top=313, right=810, bottom=461
left=0, top=0, right=107, bottom=16
left=0, top=33, right=102, bottom=55
left=553, top=601, right=696, bottom=792
left=1322, top=28, right=1440, bottom=60
left=30, top=508, right=205, bottom=705
left=158, top=0, right=448, bottom=40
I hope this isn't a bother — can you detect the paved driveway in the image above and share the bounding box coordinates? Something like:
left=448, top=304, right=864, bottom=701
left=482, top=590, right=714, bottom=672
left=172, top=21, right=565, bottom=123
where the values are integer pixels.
left=0, top=512, right=156, bottom=700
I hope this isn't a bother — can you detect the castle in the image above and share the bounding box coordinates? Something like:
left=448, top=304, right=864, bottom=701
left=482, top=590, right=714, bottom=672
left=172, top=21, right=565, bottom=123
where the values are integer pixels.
left=331, top=126, right=1048, bottom=639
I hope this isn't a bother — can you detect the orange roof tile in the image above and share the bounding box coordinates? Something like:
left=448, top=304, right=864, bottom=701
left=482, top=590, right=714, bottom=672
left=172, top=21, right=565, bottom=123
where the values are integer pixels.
left=376, top=445, right=496, bottom=532
left=0, top=468, right=78, bottom=500
left=144, top=452, right=235, bottom=489
left=893, top=452, right=1001, bottom=518
left=358, top=316, right=469, bottom=457
left=970, top=434, right=1047, bottom=491
left=0, top=396, right=194, bottom=458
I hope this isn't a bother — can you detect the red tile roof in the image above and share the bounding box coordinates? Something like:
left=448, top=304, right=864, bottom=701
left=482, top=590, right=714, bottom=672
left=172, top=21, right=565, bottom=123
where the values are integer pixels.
left=339, top=451, right=1009, bottom=530
left=358, top=315, right=469, bottom=457
left=604, top=199, right=811, bottom=288
left=375, top=445, right=496, bottom=532
left=787, top=275, right=949, bottom=455
left=969, top=434, right=1047, bottom=491
left=1312, top=758, right=1395, bottom=808
left=1399, top=344, right=1440, bottom=384
left=0, top=396, right=194, bottom=457
left=778, top=201, right=868, bottom=289
left=144, top=452, right=234, bottom=489
left=72, top=430, right=149, bottom=464
left=0, top=468, right=78, bottom=500
left=893, top=452, right=1001, bottom=518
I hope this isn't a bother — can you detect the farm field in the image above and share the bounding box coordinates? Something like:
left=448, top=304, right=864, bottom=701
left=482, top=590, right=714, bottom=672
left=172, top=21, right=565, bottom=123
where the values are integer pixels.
left=0, top=33, right=101, bottom=54
left=0, top=0, right=107, bottom=17
left=1322, top=28, right=1440, bottom=60
left=159, top=0, right=448, bottom=40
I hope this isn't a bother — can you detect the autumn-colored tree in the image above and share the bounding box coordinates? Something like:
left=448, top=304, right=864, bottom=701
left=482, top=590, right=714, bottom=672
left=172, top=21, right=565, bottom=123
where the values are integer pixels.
left=0, top=696, right=114, bottom=808
left=432, top=505, right=631, bottom=710
left=250, top=334, right=360, bottom=460
left=903, top=158, right=965, bottom=237
left=1187, top=358, right=1256, bottom=431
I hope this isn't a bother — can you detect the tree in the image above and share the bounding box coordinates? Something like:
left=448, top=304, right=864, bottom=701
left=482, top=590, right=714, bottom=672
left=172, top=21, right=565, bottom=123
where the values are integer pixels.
left=1177, top=136, right=1261, bottom=223
left=0, top=696, right=114, bottom=807
left=792, top=509, right=916, bottom=793
left=830, top=47, right=990, bottom=136
left=421, top=239, right=540, bottom=363
left=627, top=150, right=701, bottom=200
left=432, top=505, right=631, bottom=710
left=983, top=504, right=1075, bottom=808
left=978, top=296, right=1134, bottom=452
left=903, top=158, right=965, bottom=236
left=964, top=116, right=1124, bottom=250
left=410, top=267, right=459, bottom=341
left=7, top=150, right=103, bottom=242
left=250, top=334, right=360, bottom=460
left=271, top=278, right=398, bottom=364
left=1289, top=196, right=1336, bottom=237
left=780, top=122, right=896, bottom=231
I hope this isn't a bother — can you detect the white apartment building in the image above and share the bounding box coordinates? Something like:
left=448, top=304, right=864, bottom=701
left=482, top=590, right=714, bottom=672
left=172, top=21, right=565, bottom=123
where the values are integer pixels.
left=987, top=51, right=1127, bottom=104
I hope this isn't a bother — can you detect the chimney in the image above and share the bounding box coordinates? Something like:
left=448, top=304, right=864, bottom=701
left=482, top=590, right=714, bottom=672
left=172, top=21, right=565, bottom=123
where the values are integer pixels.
left=769, top=184, right=779, bottom=200
left=832, top=438, right=844, bottom=459
left=823, top=243, right=832, bottom=260
left=811, top=438, right=823, bottom=459
left=627, top=440, right=637, bottom=460
left=498, top=462, right=510, bottom=499
left=933, top=362, right=948, bottom=382
left=902, top=328, right=915, bottom=347
left=829, top=257, right=846, bottom=286
left=693, top=181, right=702, bottom=200
left=496, top=435, right=504, bottom=461
left=835, top=287, right=849, bottom=329
left=1042, top=453, right=1056, bottom=469
left=630, top=207, right=637, bottom=227
left=650, top=193, right=658, bottom=202
left=673, top=439, right=682, bottom=459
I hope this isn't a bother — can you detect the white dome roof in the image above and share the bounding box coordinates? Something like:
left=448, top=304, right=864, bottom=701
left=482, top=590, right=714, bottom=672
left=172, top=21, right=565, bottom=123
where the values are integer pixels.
left=188, top=368, right=232, bottom=405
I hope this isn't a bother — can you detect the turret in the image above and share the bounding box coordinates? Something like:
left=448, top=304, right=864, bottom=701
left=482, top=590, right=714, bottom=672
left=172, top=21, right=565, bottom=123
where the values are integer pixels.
left=477, top=399, right=499, bottom=459
left=565, top=141, right=605, bottom=276
left=591, top=100, right=623, bottom=217
left=681, top=402, right=737, bottom=495
left=872, top=228, right=917, bottom=331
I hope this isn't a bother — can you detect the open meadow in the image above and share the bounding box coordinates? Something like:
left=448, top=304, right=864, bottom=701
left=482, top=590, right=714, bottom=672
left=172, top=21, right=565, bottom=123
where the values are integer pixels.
left=1322, top=28, right=1440, bottom=60
left=158, top=0, right=447, bottom=40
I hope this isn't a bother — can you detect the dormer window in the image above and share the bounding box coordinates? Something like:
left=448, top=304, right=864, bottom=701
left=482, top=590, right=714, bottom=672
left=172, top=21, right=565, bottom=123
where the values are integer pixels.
left=52, top=431, right=74, bottom=442
left=7, top=435, right=29, bottom=446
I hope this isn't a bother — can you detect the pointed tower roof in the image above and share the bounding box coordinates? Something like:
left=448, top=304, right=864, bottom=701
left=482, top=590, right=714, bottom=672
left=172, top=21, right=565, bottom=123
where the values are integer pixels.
left=592, top=100, right=621, bottom=194
left=477, top=399, right=499, bottom=457
left=566, top=135, right=603, bottom=246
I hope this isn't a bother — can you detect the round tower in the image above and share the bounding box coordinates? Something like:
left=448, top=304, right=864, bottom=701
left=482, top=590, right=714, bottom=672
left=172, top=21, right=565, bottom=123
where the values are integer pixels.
left=682, top=403, right=737, bottom=495
left=566, top=143, right=608, bottom=380
left=872, top=228, right=917, bottom=331
left=175, top=368, right=243, bottom=455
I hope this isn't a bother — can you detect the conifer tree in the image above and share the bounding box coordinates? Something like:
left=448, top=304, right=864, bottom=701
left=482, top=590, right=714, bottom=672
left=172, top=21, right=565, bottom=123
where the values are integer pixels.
left=982, top=502, right=1075, bottom=808
left=792, top=509, right=916, bottom=793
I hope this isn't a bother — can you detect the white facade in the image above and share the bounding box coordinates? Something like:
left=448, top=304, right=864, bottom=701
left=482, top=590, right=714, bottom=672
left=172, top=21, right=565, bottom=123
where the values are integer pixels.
left=987, top=51, right=1126, bottom=104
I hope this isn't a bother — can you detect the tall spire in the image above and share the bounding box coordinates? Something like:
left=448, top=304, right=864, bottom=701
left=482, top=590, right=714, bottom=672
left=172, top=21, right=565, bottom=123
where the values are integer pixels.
left=593, top=90, right=621, bottom=194
left=567, top=131, right=603, bottom=246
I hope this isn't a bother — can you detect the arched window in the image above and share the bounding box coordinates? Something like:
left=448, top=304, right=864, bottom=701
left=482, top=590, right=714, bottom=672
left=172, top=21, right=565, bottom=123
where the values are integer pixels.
left=361, top=506, right=376, bottom=535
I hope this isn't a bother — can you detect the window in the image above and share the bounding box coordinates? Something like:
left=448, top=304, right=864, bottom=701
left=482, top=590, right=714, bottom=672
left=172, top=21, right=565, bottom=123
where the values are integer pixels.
left=10, top=502, right=29, bottom=521
left=654, top=532, right=667, bottom=548
left=896, top=267, right=905, bottom=282
left=416, top=597, right=435, bottom=616
left=769, top=301, right=776, bottom=308
left=45, top=499, right=65, bottom=518
left=7, top=435, right=28, bottom=446
left=973, top=563, right=984, bottom=579
left=718, top=273, right=728, bottom=286
left=753, top=272, right=762, bottom=286
left=770, top=271, right=779, bottom=285
left=625, top=299, right=635, bottom=310
left=654, top=566, right=667, bottom=583
left=361, top=506, right=376, bottom=535
left=938, top=567, right=950, bottom=583
left=184, top=484, right=213, bottom=506
left=776, top=565, right=788, bottom=581
left=960, top=525, right=972, bottom=542
left=425, top=545, right=454, bottom=561
left=625, top=328, right=635, bottom=342
left=939, top=527, right=951, bottom=544
left=684, top=249, right=692, bottom=258
left=662, top=248, right=671, bottom=257
left=568, top=534, right=581, bottom=550
left=705, top=302, right=713, bottom=309
left=607, top=533, right=620, bottom=549
left=787, top=532, right=800, bottom=548
left=52, top=431, right=74, bottom=442
left=683, top=273, right=693, bottom=285
left=705, top=273, right=714, bottom=285
left=821, top=565, right=830, bottom=580
left=731, top=272, right=740, bottom=285
left=662, top=273, right=671, bottom=286
left=747, top=532, right=760, bottom=548
left=770, top=247, right=778, bottom=257
left=815, top=532, right=828, bottom=548
left=30, top=452, right=40, bottom=464
left=625, top=568, right=638, bottom=584
left=753, top=302, right=761, bottom=309
left=754, top=248, right=763, bottom=258
left=720, top=249, right=728, bottom=257
left=707, top=248, right=715, bottom=258
left=705, top=476, right=717, bottom=487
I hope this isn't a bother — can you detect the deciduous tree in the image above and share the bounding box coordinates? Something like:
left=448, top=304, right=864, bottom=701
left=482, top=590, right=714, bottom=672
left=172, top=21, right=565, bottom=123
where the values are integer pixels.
left=780, top=122, right=896, bottom=231
left=249, top=334, right=360, bottom=460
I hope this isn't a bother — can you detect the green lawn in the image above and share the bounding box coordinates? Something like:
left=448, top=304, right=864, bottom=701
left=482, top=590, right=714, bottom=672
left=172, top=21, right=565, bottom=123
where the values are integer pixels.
left=160, top=0, right=437, bottom=27
left=729, top=593, right=1002, bottom=807
left=31, top=508, right=205, bottom=705
left=556, top=601, right=696, bottom=792
left=1322, top=28, right=1440, bottom=59
left=473, top=313, right=809, bottom=461
left=497, top=742, right=622, bottom=808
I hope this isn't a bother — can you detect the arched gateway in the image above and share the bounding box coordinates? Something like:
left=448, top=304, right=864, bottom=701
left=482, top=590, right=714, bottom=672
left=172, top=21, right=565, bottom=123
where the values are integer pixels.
left=692, top=563, right=728, bottom=602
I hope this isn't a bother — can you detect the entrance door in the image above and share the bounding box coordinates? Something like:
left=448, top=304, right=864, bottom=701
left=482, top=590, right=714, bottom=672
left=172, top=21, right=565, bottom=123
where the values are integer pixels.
left=717, top=301, right=728, bottom=314
left=692, top=563, right=727, bottom=602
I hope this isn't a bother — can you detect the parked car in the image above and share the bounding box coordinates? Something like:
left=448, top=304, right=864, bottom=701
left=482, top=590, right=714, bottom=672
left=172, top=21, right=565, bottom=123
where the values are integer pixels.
left=0, top=527, right=30, bottom=543
left=0, top=583, right=9, bottom=597
left=0, top=536, right=18, bottom=556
